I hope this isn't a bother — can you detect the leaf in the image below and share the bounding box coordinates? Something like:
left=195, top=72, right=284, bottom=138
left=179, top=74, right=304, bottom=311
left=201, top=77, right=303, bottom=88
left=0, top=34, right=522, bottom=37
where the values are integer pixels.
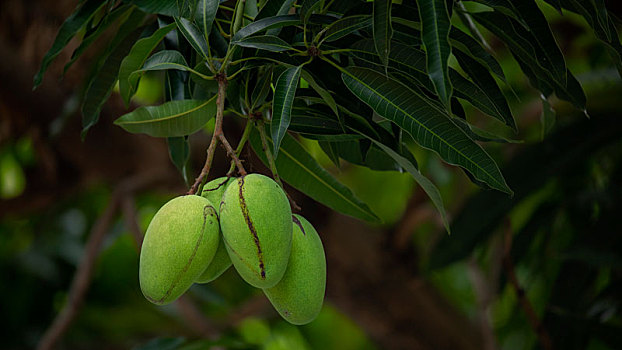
left=232, top=15, right=300, bottom=42
left=318, top=141, right=341, bottom=167
left=452, top=50, right=516, bottom=130
left=256, top=0, right=297, bottom=20
left=128, top=50, right=196, bottom=89
left=118, top=23, right=176, bottom=106
left=175, top=17, right=211, bottom=62
left=419, top=0, right=453, bottom=110
left=300, top=70, right=340, bottom=122
left=342, top=67, right=512, bottom=194
left=33, top=0, right=107, bottom=89
left=300, top=0, right=322, bottom=23
left=114, top=97, right=218, bottom=137
left=81, top=12, right=145, bottom=137
left=321, top=15, right=372, bottom=43
left=63, top=4, right=133, bottom=75
left=540, top=95, right=556, bottom=140
left=234, top=35, right=294, bottom=52
left=249, top=129, right=379, bottom=222
left=197, top=0, right=219, bottom=39
left=372, top=0, right=392, bottom=68
left=127, top=0, right=187, bottom=16
left=250, top=66, right=273, bottom=110
left=271, top=66, right=302, bottom=158
left=368, top=137, right=450, bottom=233
left=449, top=27, right=505, bottom=81
left=167, top=136, right=190, bottom=184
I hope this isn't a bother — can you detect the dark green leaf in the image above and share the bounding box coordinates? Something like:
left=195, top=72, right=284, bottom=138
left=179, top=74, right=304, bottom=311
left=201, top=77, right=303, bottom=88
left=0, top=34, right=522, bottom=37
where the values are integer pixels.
left=175, top=17, right=211, bottom=61
left=449, top=27, right=505, bottom=80
left=320, top=15, right=371, bottom=43
left=300, top=70, right=340, bottom=122
left=128, top=50, right=206, bottom=90
left=114, top=97, right=218, bottom=137
left=271, top=66, right=302, bottom=158
left=197, top=0, right=219, bottom=39
left=127, top=0, right=187, bottom=16
left=118, top=23, right=176, bottom=106
left=419, top=0, right=453, bottom=110
left=342, top=67, right=512, bottom=194
left=249, top=129, right=379, bottom=222
left=300, top=0, right=322, bottom=23
left=232, top=15, right=300, bottom=42
left=250, top=66, right=273, bottom=110
left=318, top=141, right=341, bottom=168
left=256, top=0, right=296, bottom=20
left=33, top=0, right=107, bottom=89
left=234, top=35, right=294, bottom=52
left=372, top=0, right=392, bottom=67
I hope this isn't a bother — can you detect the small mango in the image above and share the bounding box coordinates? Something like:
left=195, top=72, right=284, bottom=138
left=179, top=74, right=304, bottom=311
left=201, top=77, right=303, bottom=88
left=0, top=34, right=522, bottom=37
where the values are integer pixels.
left=139, top=195, right=219, bottom=305
left=220, top=174, right=292, bottom=288
left=196, top=177, right=235, bottom=283
left=263, top=215, right=326, bottom=325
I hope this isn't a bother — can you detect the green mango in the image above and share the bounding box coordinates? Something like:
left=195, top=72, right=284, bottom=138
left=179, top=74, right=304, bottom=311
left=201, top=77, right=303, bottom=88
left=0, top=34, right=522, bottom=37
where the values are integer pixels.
left=220, top=173, right=292, bottom=288
left=263, top=215, right=326, bottom=325
left=196, top=177, right=235, bottom=283
left=139, top=195, right=219, bottom=305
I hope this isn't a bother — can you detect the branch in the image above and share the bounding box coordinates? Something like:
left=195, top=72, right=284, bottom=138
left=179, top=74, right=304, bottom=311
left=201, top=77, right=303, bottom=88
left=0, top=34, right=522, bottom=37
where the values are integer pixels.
left=188, top=74, right=246, bottom=195
left=36, top=171, right=169, bottom=350
left=503, top=219, right=553, bottom=350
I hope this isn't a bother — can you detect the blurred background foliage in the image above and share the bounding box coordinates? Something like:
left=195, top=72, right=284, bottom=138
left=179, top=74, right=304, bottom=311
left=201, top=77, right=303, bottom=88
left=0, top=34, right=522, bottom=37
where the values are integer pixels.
left=2, top=0, right=622, bottom=349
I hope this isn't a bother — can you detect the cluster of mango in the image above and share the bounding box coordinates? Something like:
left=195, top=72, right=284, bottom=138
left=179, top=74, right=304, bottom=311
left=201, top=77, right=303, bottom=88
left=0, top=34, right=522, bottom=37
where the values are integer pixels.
left=139, top=174, right=326, bottom=325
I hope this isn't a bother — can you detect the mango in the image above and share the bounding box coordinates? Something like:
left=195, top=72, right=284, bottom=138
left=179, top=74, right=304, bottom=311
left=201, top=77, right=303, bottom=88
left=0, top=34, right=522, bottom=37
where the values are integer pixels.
left=263, top=215, right=326, bottom=325
left=139, top=195, right=219, bottom=305
left=196, top=177, right=235, bottom=283
left=220, top=174, right=292, bottom=288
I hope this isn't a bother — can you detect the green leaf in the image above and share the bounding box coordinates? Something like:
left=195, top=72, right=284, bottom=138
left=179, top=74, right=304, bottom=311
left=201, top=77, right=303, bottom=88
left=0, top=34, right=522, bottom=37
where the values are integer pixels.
left=540, top=95, right=556, bottom=140
left=249, top=129, right=379, bottom=222
left=300, top=0, right=322, bottom=23
left=367, top=137, right=450, bottom=233
left=342, top=67, right=512, bottom=194
left=128, top=50, right=206, bottom=89
left=167, top=136, right=190, bottom=184
left=81, top=11, right=145, bottom=137
left=256, top=0, right=296, bottom=20
left=63, top=4, right=133, bottom=75
left=250, top=66, right=273, bottom=110
left=127, top=0, right=187, bottom=16
left=197, top=0, right=219, bottom=39
left=175, top=17, right=211, bottom=61
left=114, top=97, right=218, bottom=137
left=300, top=70, right=340, bottom=122
left=449, top=27, right=505, bottom=81
left=372, top=0, right=392, bottom=67
left=271, top=66, right=302, bottom=158
left=232, top=15, right=300, bottom=42
left=321, top=15, right=371, bottom=43
left=118, top=23, right=176, bottom=106
left=318, top=141, right=341, bottom=168
left=419, top=0, right=453, bottom=110
left=234, top=35, right=294, bottom=52
left=33, top=0, right=107, bottom=89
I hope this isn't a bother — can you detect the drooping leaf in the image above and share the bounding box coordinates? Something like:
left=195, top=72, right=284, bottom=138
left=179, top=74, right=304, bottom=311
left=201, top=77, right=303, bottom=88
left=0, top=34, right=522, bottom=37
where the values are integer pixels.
left=300, top=0, right=322, bottom=23
left=256, top=0, right=297, bottom=20
left=318, top=141, right=341, bottom=168
left=300, top=70, right=340, bottom=121
left=249, top=129, right=379, bottom=222
left=114, top=97, right=218, bottom=137
left=128, top=50, right=198, bottom=89
left=449, top=27, right=505, bottom=81
left=419, top=0, right=453, bottom=110
left=81, top=11, right=146, bottom=136
left=271, top=66, right=302, bottom=158
left=368, top=137, right=450, bottom=233
left=118, top=23, right=176, bottom=106
left=250, top=66, right=274, bottom=110
left=232, top=15, right=300, bottom=42
left=63, top=4, right=133, bottom=75
left=372, top=0, right=392, bottom=67
left=174, top=17, right=211, bottom=61
left=167, top=136, right=190, bottom=184
left=33, top=0, right=107, bottom=89
left=234, top=35, right=294, bottom=52
left=342, top=67, right=512, bottom=194
left=320, top=15, right=371, bottom=43
left=197, top=0, right=219, bottom=39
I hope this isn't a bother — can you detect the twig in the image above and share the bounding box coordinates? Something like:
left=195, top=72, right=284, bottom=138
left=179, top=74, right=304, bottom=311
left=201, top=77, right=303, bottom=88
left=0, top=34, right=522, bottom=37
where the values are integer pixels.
left=503, top=219, right=553, bottom=350
left=188, top=74, right=247, bottom=195
left=36, top=171, right=170, bottom=350
left=36, top=195, right=121, bottom=350
left=256, top=121, right=301, bottom=211
left=227, top=120, right=253, bottom=176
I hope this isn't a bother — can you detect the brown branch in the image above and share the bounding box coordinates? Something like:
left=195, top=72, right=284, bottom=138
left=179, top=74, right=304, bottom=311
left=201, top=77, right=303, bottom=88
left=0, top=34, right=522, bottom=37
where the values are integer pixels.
left=36, top=194, right=121, bottom=350
left=188, top=74, right=246, bottom=195
left=36, top=171, right=169, bottom=350
left=503, top=219, right=553, bottom=350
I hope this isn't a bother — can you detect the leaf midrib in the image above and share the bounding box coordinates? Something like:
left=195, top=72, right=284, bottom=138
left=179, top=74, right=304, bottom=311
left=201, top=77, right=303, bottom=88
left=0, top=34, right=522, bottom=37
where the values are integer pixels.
left=117, top=96, right=216, bottom=125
